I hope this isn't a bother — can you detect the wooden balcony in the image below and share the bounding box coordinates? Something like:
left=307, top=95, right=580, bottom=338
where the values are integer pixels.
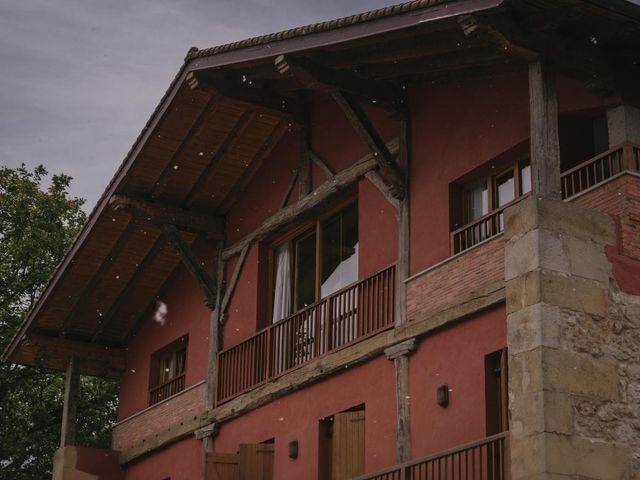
left=216, top=265, right=396, bottom=404
left=149, top=373, right=186, bottom=405
left=356, top=432, right=508, bottom=480
left=452, top=142, right=640, bottom=254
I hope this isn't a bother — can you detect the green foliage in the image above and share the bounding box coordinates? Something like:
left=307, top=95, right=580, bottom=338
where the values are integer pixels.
left=0, top=165, right=118, bottom=480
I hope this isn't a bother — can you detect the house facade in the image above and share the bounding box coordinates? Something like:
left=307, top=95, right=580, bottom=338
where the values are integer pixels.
left=3, top=0, right=640, bottom=479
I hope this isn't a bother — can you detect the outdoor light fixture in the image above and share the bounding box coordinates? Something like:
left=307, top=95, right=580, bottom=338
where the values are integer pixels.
left=288, top=440, right=298, bottom=459
left=436, top=384, right=449, bottom=408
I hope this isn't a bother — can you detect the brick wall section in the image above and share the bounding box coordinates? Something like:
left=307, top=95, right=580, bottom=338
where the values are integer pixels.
left=407, top=236, right=504, bottom=321
left=573, top=173, right=640, bottom=261
left=111, top=382, right=206, bottom=452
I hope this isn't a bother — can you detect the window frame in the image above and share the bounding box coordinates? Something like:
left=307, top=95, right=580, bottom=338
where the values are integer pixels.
left=266, top=194, right=358, bottom=322
left=149, top=336, right=189, bottom=404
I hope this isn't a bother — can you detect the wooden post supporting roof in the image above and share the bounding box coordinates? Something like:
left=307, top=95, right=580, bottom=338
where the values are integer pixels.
left=207, top=240, right=225, bottom=410
left=60, top=356, right=80, bottom=447
left=529, top=60, right=561, bottom=199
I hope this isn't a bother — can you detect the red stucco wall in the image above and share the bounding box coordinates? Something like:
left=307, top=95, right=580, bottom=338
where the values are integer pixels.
left=410, top=305, right=507, bottom=458
left=117, top=253, right=211, bottom=420
left=123, top=437, right=201, bottom=480
left=214, top=355, right=397, bottom=478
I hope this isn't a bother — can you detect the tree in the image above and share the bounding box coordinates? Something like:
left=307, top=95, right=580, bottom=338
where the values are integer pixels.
left=0, top=165, right=117, bottom=480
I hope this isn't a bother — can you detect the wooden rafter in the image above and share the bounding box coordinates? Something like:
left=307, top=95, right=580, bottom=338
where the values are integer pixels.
left=280, top=169, right=299, bottom=210
left=161, top=224, right=217, bottom=307
left=309, top=151, right=334, bottom=178
left=110, top=194, right=224, bottom=237
left=222, top=137, right=399, bottom=260
left=150, top=93, right=219, bottom=199
left=90, top=235, right=167, bottom=343
left=182, top=110, right=256, bottom=207
left=60, top=219, right=138, bottom=337
left=274, top=54, right=402, bottom=113
left=218, top=118, right=289, bottom=213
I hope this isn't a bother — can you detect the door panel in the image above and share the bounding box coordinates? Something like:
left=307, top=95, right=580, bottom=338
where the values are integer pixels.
left=207, top=453, right=240, bottom=480
left=332, top=410, right=365, bottom=480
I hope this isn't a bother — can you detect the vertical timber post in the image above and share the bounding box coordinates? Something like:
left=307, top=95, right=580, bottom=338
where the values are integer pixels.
left=529, top=60, right=561, bottom=199
left=60, top=356, right=80, bottom=447
left=392, top=97, right=413, bottom=463
left=206, top=240, right=225, bottom=412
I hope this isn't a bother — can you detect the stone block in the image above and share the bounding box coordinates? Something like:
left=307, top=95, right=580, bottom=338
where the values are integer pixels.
left=510, top=390, right=574, bottom=437
left=574, top=438, right=631, bottom=480
left=506, top=270, right=607, bottom=317
left=542, top=348, right=620, bottom=401
left=505, top=228, right=570, bottom=280
left=504, top=196, right=615, bottom=245
left=507, top=303, right=561, bottom=354
left=564, top=234, right=612, bottom=285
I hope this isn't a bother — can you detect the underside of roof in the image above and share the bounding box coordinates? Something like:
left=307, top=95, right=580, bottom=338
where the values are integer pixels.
left=3, top=0, right=640, bottom=378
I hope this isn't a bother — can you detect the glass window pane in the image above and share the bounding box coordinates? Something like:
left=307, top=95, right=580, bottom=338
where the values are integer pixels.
left=161, top=356, right=173, bottom=383
left=520, top=161, right=532, bottom=195
left=295, top=232, right=316, bottom=309
left=496, top=170, right=515, bottom=207
left=321, top=205, right=358, bottom=298
left=465, top=181, right=488, bottom=222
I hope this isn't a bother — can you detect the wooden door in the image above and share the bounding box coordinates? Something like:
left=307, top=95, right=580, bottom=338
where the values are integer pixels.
left=331, top=410, right=365, bottom=480
left=207, top=453, right=240, bottom=480
left=239, top=444, right=274, bottom=480
left=207, top=444, right=273, bottom=480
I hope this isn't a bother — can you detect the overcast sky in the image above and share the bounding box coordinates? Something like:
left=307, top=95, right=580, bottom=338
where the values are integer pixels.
left=0, top=0, right=396, bottom=210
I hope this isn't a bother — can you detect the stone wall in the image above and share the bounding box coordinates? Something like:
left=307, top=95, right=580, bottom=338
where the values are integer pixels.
left=505, top=196, right=640, bottom=479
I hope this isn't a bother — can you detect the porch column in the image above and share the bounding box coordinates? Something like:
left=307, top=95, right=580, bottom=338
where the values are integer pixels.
left=607, top=104, right=640, bottom=147
left=60, top=356, right=80, bottom=447
left=385, top=338, right=416, bottom=463
left=505, top=196, right=634, bottom=478
left=528, top=60, right=561, bottom=199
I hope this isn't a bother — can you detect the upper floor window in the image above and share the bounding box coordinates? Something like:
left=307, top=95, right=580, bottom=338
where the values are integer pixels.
left=271, top=202, right=358, bottom=323
left=149, top=336, right=187, bottom=405
left=452, top=154, right=531, bottom=254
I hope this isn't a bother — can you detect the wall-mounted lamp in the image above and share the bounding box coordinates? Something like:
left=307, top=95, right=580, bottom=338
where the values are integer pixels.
left=437, top=384, right=449, bottom=408
left=288, top=440, right=299, bottom=459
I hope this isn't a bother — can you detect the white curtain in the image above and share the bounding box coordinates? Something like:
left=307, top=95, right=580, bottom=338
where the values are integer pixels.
left=272, top=242, right=292, bottom=323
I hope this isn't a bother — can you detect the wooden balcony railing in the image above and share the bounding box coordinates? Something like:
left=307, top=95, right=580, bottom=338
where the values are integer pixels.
left=216, top=265, right=396, bottom=404
left=355, top=432, right=508, bottom=480
left=561, top=142, right=639, bottom=199
left=149, top=373, right=186, bottom=405
left=451, top=142, right=640, bottom=255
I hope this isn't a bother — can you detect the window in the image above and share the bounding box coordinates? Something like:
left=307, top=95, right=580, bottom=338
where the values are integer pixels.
left=149, top=337, right=188, bottom=405
left=271, top=202, right=358, bottom=323
left=453, top=157, right=531, bottom=253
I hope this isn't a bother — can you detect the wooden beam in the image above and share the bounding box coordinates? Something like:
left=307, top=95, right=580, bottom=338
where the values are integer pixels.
left=298, top=122, right=312, bottom=198
left=150, top=94, right=219, bottom=199
left=274, top=54, right=402, bottom=113
left=395, top=106, right=411, bottom=327
left=23, top=334, right=127, bottom=370
left=60, top=357, right=80, bottom=447
left=218, top=119, right=289, bottom=214
left=332, top=92, right=405, bottom=199
left=207, top=241, right=225, bottom=410
left=196, top=74, right=303, bottom=122
left=161, top=224, right=217, bottom=307
left=110, top=194, right=224, bottom=237
left=280, top=170, right=299, bottom=210
left=182, top=109, right=256, bottom=207
left=220, top=245, right=250, bottom=320
left=60, top=219, right=138, bottom=337
left=91, top=235, right=166, bottom=343
left=309, top=151, right=334, bottom=177
left=529, top=60, right=561, bottom=199
left=458, top=14, right=538, bottom=61
left=222, top=137, right=399, bottom=260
